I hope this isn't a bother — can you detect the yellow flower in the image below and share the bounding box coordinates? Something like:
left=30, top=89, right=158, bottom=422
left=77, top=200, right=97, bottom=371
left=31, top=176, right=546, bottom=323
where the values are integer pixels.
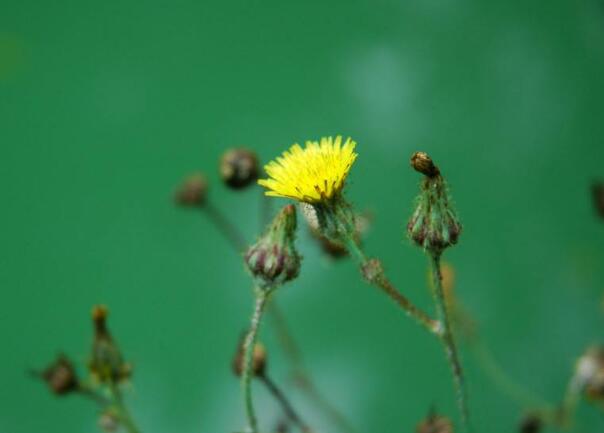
left=258, top=136, right=358, bottom=203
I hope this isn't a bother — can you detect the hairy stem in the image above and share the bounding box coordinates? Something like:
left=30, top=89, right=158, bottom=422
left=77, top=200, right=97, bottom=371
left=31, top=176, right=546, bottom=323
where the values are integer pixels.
left=343, top=236, right=441, bottom=336
left=430, top=254, right=469, bottom=432
left=108, top=380, right=140, bottom=433
left=242, top=291, right=270, bottom=433
left=261, top=374, right=313, bottom=433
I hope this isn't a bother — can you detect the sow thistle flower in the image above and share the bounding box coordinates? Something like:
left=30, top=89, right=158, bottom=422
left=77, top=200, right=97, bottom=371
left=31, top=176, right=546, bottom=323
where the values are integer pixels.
left=259, top=136, right=357, bottom=203
left=259, top=136, right=358, bottom=243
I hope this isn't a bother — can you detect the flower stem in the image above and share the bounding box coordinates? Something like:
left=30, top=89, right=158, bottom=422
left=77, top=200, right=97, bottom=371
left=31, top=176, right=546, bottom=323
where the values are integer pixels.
left=343, top=236, right=441, bottom=336
left=108, top=380, right=140, bottom=433
left=260, top=374, right=313, bottom=433
left=242, top=290, right=271, bottom=433
left=430, top=253, right=469, bottom=432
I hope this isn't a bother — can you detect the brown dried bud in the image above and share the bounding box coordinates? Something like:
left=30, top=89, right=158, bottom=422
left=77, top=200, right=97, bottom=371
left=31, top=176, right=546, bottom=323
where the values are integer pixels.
left=416, top=413, right=453, bottom=433
left=41, top=355, right=79, bottom=395
left=232, top=336, right=267, bottom=377
left=174, top=173, right=208, bottom=207
left=411, top=151, right=440, bottom=178
left=220, top=148, right=259, bottom=189
left=518, top=414, right=542, bottom=433
left=592, top=182, right=604, bottom=220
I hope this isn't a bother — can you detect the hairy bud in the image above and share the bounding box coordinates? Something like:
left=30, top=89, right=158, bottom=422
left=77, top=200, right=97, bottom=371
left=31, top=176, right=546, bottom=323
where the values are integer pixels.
left=245, top=205, right=301, bottom=288
left=407, top=152, right=461, bottom=256
left=89, top=305, right=132, bottom=383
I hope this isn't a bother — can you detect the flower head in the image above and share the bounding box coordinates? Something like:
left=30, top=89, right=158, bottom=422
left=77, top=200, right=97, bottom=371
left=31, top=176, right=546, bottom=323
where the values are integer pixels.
left=258, top=136, right=357, bottom=204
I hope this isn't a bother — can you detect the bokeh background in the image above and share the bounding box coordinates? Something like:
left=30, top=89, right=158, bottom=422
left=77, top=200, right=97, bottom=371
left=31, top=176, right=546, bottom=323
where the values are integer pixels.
left=2, top=0, right=604, bottom=432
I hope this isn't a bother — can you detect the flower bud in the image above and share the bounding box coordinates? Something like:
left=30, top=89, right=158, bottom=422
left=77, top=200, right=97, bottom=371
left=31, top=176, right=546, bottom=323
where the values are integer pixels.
left=174, top=173, right=208, bottom=207
left=89, top=305, right=131, bottom=383
left=220, top=148, right=259, bottom=189
left=416, top=413, right=453, bottom=433
left=245, top=205, right=301, bottom=288
left=40, top=355, right=79, bottom=395
left=232, top=337, right=267, bottom=378
left=592, top=182, right=604, bottom=221
left=407, top=152, right=461, bottom=256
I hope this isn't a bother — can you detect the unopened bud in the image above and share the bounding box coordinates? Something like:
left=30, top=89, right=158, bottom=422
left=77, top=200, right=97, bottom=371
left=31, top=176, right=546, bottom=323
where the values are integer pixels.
left=39, top=355, right=79, bottom=395
left=416, top=413, right=453, bottom=433
left=174, top=173, right=208, bottom=207
left=408, top=152, right=461, bottom=256
left=89, top=305, right=131, bottom=383
left=245, top=205, right=301, bottom=288
left=518, top=413, right=542, bottom=433
left=592, top=182, right=604, bottom=220
left=220, top=148, right=259, bottom=189
left=411, top=151, right=440, bottom=178
left=232, top=337, right=267, bottom=377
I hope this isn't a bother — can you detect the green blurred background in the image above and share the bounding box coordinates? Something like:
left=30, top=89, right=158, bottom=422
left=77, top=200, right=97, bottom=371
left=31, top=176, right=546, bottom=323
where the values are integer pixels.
left=2, top=0, right=604, bottom=432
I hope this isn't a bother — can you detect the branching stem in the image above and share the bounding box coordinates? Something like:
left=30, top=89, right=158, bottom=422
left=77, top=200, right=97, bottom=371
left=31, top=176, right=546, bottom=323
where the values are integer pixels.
left=343, top=236, right=441, bottom=336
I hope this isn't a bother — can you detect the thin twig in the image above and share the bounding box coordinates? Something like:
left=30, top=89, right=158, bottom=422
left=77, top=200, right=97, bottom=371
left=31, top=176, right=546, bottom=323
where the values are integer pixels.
left=203, top=201, right=247, bottom=252
left=261, top=374, right=313, bottom=433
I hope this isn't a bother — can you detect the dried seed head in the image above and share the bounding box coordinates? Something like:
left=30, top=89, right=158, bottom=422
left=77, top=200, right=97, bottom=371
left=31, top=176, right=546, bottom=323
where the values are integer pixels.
left=518, top=413, right=542, bottom=433
left=411, top=151, right=440, bottom=178
left=89, top=305, right=131, bottom=383
left=174, top=173, right=208, bottom=207
left=576, top=346, right=604, bottom=400
left=220, top=148, right=259, bottom=189
left=408, top=153, right=461, bottom=256
left=232, top=337, right=267, bottom=377
left=416, top=413, right=453, bottom=433
left=40, top=355, right=79, bottom=395
left=245, top=204, right=301, bottom=289
left=592, top=182, right=604, bottom=220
